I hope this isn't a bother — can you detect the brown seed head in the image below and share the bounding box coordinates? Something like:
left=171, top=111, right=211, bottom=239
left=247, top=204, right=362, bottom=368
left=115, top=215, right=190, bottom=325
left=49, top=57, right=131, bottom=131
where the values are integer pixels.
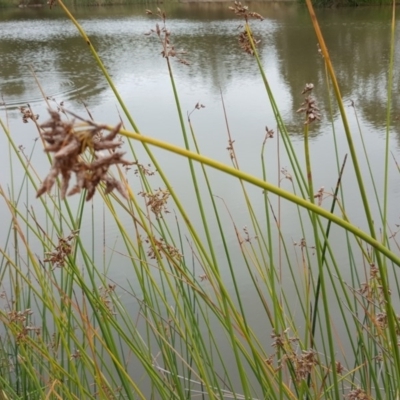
left=36, top=110, right=133, bottom=201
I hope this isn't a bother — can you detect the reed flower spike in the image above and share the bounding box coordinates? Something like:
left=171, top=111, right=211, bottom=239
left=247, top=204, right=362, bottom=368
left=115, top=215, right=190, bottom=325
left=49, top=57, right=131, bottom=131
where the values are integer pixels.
left=145, top=8, right=190, bottom=66
left=229, top=1, right=264, bottom=55
left=297, top=83, right=321, bottom=124
left=36, top=110, right=133, bottom=201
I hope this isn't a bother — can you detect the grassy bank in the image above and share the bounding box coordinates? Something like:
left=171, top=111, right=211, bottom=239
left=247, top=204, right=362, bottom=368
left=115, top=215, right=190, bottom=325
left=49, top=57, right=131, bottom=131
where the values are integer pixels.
left=1, top=0, right=400, bottom=399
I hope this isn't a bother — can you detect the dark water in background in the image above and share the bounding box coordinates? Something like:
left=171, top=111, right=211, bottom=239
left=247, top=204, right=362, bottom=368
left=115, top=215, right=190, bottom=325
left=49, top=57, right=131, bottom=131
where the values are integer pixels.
left=1, top=4, right=400, bottom=391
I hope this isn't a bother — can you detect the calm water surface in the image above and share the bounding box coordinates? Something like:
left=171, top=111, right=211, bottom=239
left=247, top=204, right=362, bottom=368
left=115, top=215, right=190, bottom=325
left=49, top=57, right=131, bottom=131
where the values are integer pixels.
left=1, top=4, right=399, bottom=251
left=1, top=3, right=400, bottom=393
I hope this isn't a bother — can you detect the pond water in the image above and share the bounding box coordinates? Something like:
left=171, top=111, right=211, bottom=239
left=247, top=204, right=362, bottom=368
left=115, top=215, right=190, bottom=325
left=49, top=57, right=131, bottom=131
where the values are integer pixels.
left=1, top=3, right=400, bottom=275
left=1, top=2, right=400, bottom=396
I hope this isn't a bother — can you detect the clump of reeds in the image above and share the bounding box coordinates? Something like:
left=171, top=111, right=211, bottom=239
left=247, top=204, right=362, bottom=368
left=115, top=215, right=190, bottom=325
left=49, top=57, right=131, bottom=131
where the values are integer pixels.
left=0, top=0, right=399, bottom=398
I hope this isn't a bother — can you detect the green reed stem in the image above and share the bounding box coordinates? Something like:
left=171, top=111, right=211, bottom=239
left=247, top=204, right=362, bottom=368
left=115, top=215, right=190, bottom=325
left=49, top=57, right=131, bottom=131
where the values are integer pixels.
left=383, top=1, right=396, bottom=245
left=304, top=120, right=339, bottom=399
left=105, top=125, right=400, bottom=267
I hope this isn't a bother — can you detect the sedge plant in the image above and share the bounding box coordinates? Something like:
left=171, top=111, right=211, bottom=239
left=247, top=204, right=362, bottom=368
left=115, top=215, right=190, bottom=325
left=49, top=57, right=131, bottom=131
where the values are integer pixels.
left=0, top=1, right=399, bottom=399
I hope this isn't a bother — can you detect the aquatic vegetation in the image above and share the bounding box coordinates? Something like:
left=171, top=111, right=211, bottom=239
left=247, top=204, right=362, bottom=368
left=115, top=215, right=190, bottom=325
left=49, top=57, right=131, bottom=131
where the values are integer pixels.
left=36, top=110, right=131, bottom=200
left=0, top=0, right=399, bottom=399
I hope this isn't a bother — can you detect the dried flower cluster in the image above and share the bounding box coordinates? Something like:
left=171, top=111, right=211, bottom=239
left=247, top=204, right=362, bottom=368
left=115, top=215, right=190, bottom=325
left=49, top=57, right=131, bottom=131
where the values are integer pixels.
left=290, top=349, right=317, bottom=382
left=369, top=263, right=378, bottom=279
left=262, top=127, right=274, bottom=150
left=271, top=328, right=299, bottom=349
left=240, top=226, right=257, bottom=244
left=70, top=349, right=81, bottom=361
left=36, top=110, right=132, bottom=201
left=188, top=102, right=206, bottom=120
left=7, top=308, right=33, bottom=324
left=371, top=311, right=400, bottom=336
left=226, top=138, right=236, bottom=160
left=7, top=309, right=40, bottom=344
left=20, top=105, right=39, bottom=123
left=194, top=102, right=206, bottom=110
left=265, top=126, right=274, bottom=139
left=375, top=312, right=387, bottom=329
left=353, top=260, right=400, bottom=346
left=270, top=329, right=319, bottom=382
left=16, top=325, right=41, bottom=344
left=347, top=387, right=372, bottom=400
left=46, top=97, right=67, bottom=116
left=98, top=284, right=117, bottom=317
left=145, top=236, right=183, bottom=262
left=293, top=238, right=307, bottom=248
left=297, top=83, right=321, bottom=124
left=229, top=2, right=263, bottom=55
left=43, top=230, right=79, bottom=269
left=228, top=1, right=264, bottom=22
left=199, top=274, right=208, bottom=282
left=139, top=188, right=170, bottom=218
left=388, top=217, right=400, bottom=239
left=358, top=262, right=388, bottom=305
left=133, top=162, right=156, bottom=177
left=336, top=361, right=345, bottom=375
left=238, top=29, right=260, bottom=56
left=313, top=186, right=325, bottom=206
left=145, top=8, right=189, bottom=66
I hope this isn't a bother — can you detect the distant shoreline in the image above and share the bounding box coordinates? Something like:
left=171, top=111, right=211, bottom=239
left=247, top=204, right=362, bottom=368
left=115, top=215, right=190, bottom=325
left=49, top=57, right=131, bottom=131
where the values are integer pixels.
left=4, top=0, right=295, bottom=8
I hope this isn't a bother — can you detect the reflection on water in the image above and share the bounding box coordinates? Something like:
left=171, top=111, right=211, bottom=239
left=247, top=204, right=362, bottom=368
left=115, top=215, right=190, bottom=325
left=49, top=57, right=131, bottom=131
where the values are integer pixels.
left=1, top=3, right=400, bottom=249
left=1, top=4, right=399, bottom=135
